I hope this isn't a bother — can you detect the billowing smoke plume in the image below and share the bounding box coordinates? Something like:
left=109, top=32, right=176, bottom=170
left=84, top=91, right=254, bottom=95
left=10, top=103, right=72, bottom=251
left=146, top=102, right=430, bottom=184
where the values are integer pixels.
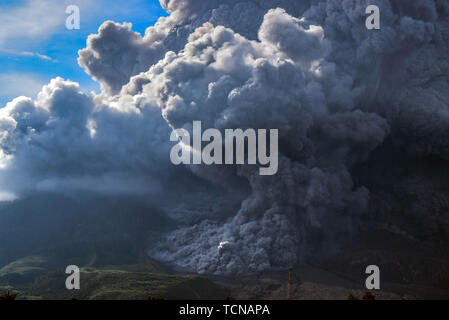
left=1, top=0, right=449, bottom=274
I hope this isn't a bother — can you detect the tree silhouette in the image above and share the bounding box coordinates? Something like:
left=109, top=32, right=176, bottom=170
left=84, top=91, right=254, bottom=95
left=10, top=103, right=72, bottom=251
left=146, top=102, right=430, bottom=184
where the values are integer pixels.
left=0, top=290, right=18, bottom=301
left=362, top=292, right=376, bottom=300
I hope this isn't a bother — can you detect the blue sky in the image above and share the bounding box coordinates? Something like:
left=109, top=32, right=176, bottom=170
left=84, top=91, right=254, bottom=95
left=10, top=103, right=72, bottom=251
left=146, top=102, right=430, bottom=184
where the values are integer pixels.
left=0, top=0, right=167, bottom=106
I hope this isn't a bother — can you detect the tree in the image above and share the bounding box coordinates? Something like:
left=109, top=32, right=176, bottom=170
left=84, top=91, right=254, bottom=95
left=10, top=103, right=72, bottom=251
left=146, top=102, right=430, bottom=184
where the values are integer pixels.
left=0, top=290, right=18, bottom=300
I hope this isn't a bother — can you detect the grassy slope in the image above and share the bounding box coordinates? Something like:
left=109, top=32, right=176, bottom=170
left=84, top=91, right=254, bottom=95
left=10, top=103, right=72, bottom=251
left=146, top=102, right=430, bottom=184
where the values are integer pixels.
left=0, top=256, right=48, bottom=285
left=0, top=255, right=229, bottom=300
left=24, top=268, right=229, bottom=300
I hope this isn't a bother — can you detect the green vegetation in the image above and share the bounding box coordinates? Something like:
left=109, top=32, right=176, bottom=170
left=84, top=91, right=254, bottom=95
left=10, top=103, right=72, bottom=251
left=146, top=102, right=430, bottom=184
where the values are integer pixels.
left=0, top=252, right=229, bottom=300
left=25, top=268, right=229, bottom=300
left=0, top=256, right=228, bottom=300
left=0, top=256, right=48, bottom=285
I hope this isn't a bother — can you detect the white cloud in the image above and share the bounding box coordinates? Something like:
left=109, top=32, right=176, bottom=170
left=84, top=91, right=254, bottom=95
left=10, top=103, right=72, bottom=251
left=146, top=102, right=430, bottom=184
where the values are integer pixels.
left=0, top=191, right=17, bottom=202
left=0, top=0, right=99, bottom=51
left=0, top=0, right=66, bottom=50
left=0, top=0, right=157, bottom=52
left=18, top=51, right=55, bottom=61
left=0, top=73, right=46, bottom=103
left=0, top=49, right=55, bottom=61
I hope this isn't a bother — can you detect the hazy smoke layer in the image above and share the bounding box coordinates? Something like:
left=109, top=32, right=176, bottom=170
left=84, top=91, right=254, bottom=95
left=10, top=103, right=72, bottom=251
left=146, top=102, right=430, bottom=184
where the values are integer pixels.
left=1, top=0, right=449, bottom=274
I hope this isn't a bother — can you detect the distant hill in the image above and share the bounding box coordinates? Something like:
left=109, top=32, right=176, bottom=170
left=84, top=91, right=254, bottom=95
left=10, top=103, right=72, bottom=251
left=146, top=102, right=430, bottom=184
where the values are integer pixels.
left=0, top=193, right=176, bottom=269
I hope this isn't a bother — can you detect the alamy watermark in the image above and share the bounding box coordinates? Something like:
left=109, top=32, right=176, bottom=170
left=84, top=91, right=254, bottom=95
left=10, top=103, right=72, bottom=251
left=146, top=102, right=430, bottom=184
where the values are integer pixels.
left=64, top=4, right=378, bottom=31
left=65, top=265, right=80, bottom=290
left=170, top=121, right=279, bottom=176
left=66, top=5, right=80, bottom=30
left=366, top=5, right=380, bottom=30
left=365, top=265, right=380, bottom=290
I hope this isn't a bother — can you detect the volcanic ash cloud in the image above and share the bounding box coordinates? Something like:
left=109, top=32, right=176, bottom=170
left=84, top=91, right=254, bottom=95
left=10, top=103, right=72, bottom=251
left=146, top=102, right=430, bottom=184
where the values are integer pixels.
left=1, top=0, right=449, bottom=275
